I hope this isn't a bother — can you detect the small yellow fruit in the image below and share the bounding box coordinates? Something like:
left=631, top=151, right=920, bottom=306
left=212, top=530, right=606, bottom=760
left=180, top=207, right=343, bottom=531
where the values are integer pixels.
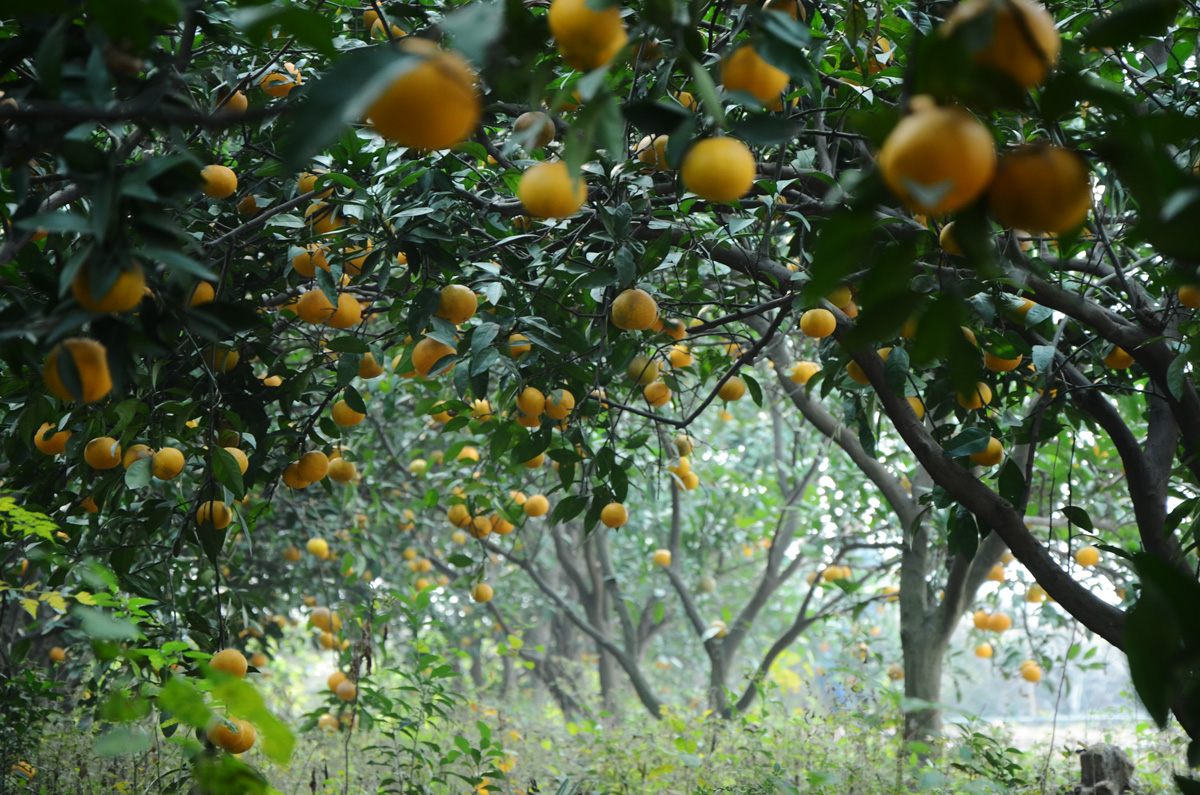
left=328, top=458, right=356, bottom=482
left=681, top=138, right=757, bottom=203
left=600, top=502, right=628, bottom=528
left=71, top=263, right=147, bottom=313
left=307, top=538, right=330, bottom=559
left=436, top=284, right=479, bottom=325
left=524, top=494, right=550, bottom=517
left=718, top=377, right=746, bottom=402
left=1075, top=545, right=1100, bottom=567
left=297, top=451, right=329, bottom=482
left=471, top=583, right=494, bottom=602
left=969, top=437, right=1004, bottom=467
left=514, top=111, right=556, bottom=149
left=335, top=680, right=357, bottom=701
left=957, top=381, right=993, bottom=410
left=975, top=642, right=993, bottom=658
left=34, top=423, right=72, bottom=455
left=210, top=648, right=248, bottom=678
left=201, top=165, right=237, bottom=199
left=611, top=289, right=659, bottom=331
left=1103, top=346, right=1134, bottom=369
left=799, top=308, right=836, bottom=338
left=720, top=45, right=789, bottom=103
left=518, top=161, right=587, bottom=218
left=84, top=437, right=122, bottom=469
left=1020, top=661, right=1042, bottom=683
left=44, top=338, right=112, bottom=403
left=366, top=39, right=480, bottom=151
left=516, top=387, right=546, bottom=417
left=986, top=612, right=1012, bottom=632
left=652, top=549, right=672, bottom=567
left=151, top=447, right=186, bottom=480
left=196, top=501, right=233, bottom=530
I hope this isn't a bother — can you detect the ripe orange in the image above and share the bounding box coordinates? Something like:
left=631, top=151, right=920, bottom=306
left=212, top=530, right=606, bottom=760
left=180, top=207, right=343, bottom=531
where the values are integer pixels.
left=846, top=347, right=892, bottom=384
left=1020, top=660, right=1042, bottom=683
left=1179, top=285, right=1200, bottom=309
left=34, top=422, right=71, bottom=455
left=188, top=281, right=215, bottom=306
left=44, top=338, right=112, bottom=403
left=296, top=289, right=336, bottom=324
left=942, top=0, right=1061, bottom=89
left=548, top=0, right=627, bottom=68
left=366, top=39, right=480, bottom=151
left=720, top=45, right=788, bottom=103
left=305, top=202, right=343, bottom=234
left=1103, top=346, right=1134, bottom=369
left=151, top=447, right=186, bottom=480
left=634, top=135, right=670, bottom=171
left=201, top=165, right=237, bottom=199
left=514, top=111, right=556, bottom=149
left=799, top=308, right=836, bottom=338
left=283, top=546, right=302, bottom=562
left=358, top=353, right=384, bottom=379
left=298, top=169, right=333, bottom=199
left=412, top=337, right=456, bottom=377
left=297, top=451, right=329, bottom=482
left=957, top=381, right=993, bottom=410
left=524, top=494, right=550, bottom=517
left=122, top=444, right=152, bottom=469
left=218, top=90, right=248, bottom=114
left=668, top=344, right=693, bottom=368
left=681, top=138, right=756, bottom=202
left=447, top=504, right=472, bottom=528
left=436, top=284, right=478, bottom=325
left=208, top=718, right=256, bottom=753
left=718, top=377, right=746, bottom=402
left=307, top=537, right=330, bottom=558
left=973, top=610, right=990, bottom=629
left=908, top=396, right=927, bottom=419
left=984, top=351, right=1022, bottom=372
left=939, top=222, right=963, bottom=256
left=71, top=263, right=146, bottom=313
left=210, top=648, right=248, bottom=678
left=987, top=145, right=1091, bottom=234
left=327, top=293, right=364, bottom=329
left=49, top=646, right=66, bottom=662
left=789, top=361, right=820, bottom=384
left=1075, top=545, right=1099, bottom=567
left=471, top=583, right=494, bottom=603
left=260, top=62, right=302, bottom=97
left=877, top=97, right=996, bottom=215
left=518, top=161, right=587, bottom=218
left=652, top=549, right=672, bottom=567
left=197, top=501, right=233, bottom=529
left=986, top=612, right=1012, bottom=632
left=516, top=387, right=546, bottom=417
left=332, top=400, right=365, bottom=427
left=335, top=680, right=358, bottom=701
left=282, top=462, right=310, bottom=489
left=975, top=642, right=993, bottom=658
left=627, top=355, right=660, bottom=385
left=507, top=333, right=532, bottom=356
left=600, top=502, right=628, bottom=528
left=969, top=436, right=1004, bottom=466
left=84, top=437, right=122, bottom=469
left=644, top=381, right=671, bottom=406
left=545, top=389, right=576, bottom=419
left=611, top=288, right=659, bottom=330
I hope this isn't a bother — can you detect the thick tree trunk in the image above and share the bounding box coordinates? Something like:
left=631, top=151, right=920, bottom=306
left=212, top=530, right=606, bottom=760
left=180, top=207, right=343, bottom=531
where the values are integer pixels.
left=901, top=624, right=950, bottom=741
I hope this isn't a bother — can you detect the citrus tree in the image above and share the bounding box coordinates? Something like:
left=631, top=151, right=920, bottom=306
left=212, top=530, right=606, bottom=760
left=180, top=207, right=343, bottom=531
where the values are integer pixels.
left=3, top=0, right=1200, bottom=788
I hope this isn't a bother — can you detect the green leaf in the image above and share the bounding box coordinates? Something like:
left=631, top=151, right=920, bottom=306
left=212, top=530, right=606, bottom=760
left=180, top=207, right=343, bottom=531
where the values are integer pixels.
left=948, top=505, right=978, bottom=562
left=159, top=676, right=214, bottom=728
left=212, top=446, right=246, bottom=499
left=550, top=494, right=589, bottom=525
left=1062, top=505, right=1094, bottom=532
left=447, top=554, right=474, bottom=568
left=997, top=458, right=1025, bottom=507
left=124, top=457, right=152, bottom=490
left=279, top=47, right=421, bottom=171
left=232, top=6, right=336, bottom=57
left=75, top=606, right=140, bottom=640
left=326, top=336, right=370, bottom=354
left=1082, top=0, right=1180, bottom=48
left=94, top=727, right=152, bottom=756
left=943, top=427, right=991, bottom=457
left=213, top=678, right=295, bottom=762
left=884, top=347, right=910, bottom=395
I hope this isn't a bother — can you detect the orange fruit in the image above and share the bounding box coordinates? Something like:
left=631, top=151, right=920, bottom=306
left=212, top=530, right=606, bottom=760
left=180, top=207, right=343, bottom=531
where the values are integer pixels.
left=122, top=444, right=152, bottom=469
left=548, top=0, right=627, bottom=67
left=436, top=284, right=478, bottom=325
left=305, top=202, right=343, bottom=234
left=412, top=337, right=456, bottom=377
left=718, top=376, right=746, bottom=402
left=600, top=502, right=628, bottom=528
left=1179, top=285, right=1200, bottom=309
left=957, top=381, right=993, bottom=410
left=939, top=222, right=963, bottom=256
left=151, top=447, right=185, bottom=480
left=358, top=353, right=384, bottom=379
left=507, top=333, right=532, bottom=356
left=259, top=62, right=302, bottom=97
left=643, top=380, right=671, bottom=406
left=877, top=97, right=996, bottom=215
left=986, top=612, right=1011, bottom=631
left=514, top=111, right=556, bottom=149
left=471, top=583, right=494, bottom=602
left=524, top=494, right=550, bottom=517
left=71, top=263, right=146, bottom=313
left=208, top=718, right=256, bottom=753
left=188, top=281, right=215, bottom=306
left=331, top=399, right=366, bottom=427
left=296, top=289, right=336, bottom=324
left=297, top=451, right=328, bottom=482
left=1103, top=346, right=1134, bottom=369
left=197, top=501, right=233, bottom=529
left=298, top=169, right=333, bottom=199
left=681, top=138, right=756, bottom=202
left=335, top=680, right=357, bottom=701
left=635, top=135, right=670, bottom=171
left=210, top=648, right=248, bottom=678
left=799, top=308, right=836, bottom=338
left=34, top=422, right=71, bottom=455
left=611, top=289, right=659, bottom=330
left=218, top=90, right=248, bottom=114
left=987, top=145, right=1090, bottom=234
left=518, top=161, right=587, bottom=218
left=969, top=436, right=1003, bottom=466
left=44, top=338, right=112, bottom=403
left=366, top=39, right=480, bottom=151
left=720, top=45, right=788, bottom=103
left=307, top=537, right=329, bottom=558
left=942, top=0, right=1061, bottom=89
left=516, top=387, right=546, bottom=417
left=1075, top=545, right=1099, bottom=567
left=84, top=437, right=122, bottom=469
left=49, top=646, right=66, bottom=662
left=545, top=389, right=575, bottom=419
left=975, top=642, right=993, bottom=658
left=984, top=351, right=1022, bottom=372
left=789, top=361, right=820, bottom=384
left=652, top=549, right=672, bottom=567
left=201, top=165, right=237, bottom=199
